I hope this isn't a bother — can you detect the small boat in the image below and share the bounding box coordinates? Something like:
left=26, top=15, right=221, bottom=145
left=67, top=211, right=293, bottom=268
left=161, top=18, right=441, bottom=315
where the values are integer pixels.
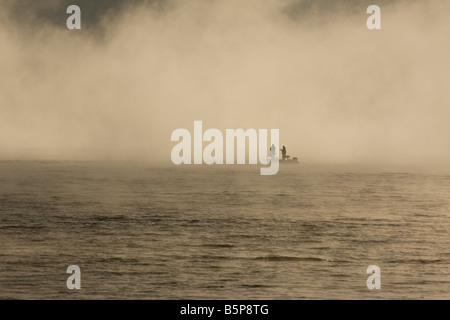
left=279, top=145, right=299, bottom=164
left=279, top=155, right=299, bottom=164
left=267, top=145, right=299, bottom=164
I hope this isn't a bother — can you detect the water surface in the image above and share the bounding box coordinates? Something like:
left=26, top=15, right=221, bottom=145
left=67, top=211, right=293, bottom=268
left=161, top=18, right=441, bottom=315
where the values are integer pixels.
left=1, top=161, right=449, bottom=299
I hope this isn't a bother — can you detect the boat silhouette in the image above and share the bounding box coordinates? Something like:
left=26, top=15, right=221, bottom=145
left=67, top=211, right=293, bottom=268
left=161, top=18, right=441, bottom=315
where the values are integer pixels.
left=279, top=145, right=299, bottom=164
left=268, top=145, right=299, bottom=164
left=279, top=155, right=299, bottom=164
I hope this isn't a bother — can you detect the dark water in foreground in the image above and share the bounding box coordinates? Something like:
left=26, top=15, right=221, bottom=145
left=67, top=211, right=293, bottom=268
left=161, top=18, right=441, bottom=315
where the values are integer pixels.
left=0, top=161, right=449, bottom=299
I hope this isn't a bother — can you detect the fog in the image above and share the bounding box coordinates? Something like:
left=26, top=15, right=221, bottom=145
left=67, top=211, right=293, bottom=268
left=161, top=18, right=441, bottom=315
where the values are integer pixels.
left=1, top=0, right=449, bottom=166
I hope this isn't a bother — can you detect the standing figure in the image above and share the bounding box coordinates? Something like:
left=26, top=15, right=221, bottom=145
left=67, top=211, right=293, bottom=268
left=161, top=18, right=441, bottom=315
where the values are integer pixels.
left=270, top=144, right=276, bottom=159
left=280, top=145, right=287, bottom=160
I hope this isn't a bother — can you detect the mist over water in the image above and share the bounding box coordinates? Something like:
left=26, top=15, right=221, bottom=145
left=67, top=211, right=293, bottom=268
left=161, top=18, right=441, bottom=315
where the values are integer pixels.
left=1, top=0, right=449, bottom=166
left=1, top=162, right=449, bottom=299
left=1, top=0, right=450, bottom=301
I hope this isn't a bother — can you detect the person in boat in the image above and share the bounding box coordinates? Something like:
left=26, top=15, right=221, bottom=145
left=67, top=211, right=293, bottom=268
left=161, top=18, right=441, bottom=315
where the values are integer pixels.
left=280, top=145, right=287, bottom=160
left=270, top=144, right=276, bottom=159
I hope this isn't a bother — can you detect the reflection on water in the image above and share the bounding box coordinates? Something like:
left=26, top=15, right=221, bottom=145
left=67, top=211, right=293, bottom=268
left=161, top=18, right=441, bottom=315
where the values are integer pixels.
left=0, top=161, right=449, bottom=299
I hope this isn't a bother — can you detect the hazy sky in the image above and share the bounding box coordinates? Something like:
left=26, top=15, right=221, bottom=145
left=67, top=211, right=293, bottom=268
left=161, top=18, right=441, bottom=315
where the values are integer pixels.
left=1, top=0, right=449, bottom=166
